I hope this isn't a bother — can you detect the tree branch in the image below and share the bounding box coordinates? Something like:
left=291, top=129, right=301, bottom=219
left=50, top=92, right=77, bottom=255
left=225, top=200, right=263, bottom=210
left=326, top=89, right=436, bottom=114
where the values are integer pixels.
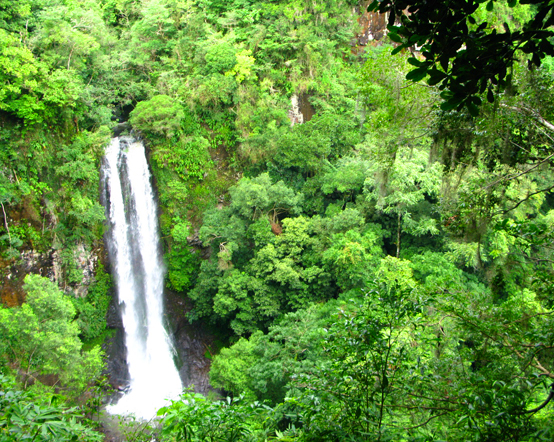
left=518, top=383, right=554, bottom=415
left=483, top=151, right=554, bottom=190
left=1, top=201, right=11, bottom=247
left=496, top=183, right=554, bottom=215
left=398, top=411, right=450, bottom=430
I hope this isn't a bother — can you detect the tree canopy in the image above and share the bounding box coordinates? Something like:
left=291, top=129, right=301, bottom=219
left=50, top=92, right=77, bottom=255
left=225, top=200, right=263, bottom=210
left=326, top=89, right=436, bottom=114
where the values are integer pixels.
left=368, top=0, right=554, bottom=113
left=0, top=275, right=103, bottom=395
left=1, top=0, right=554, bottom=440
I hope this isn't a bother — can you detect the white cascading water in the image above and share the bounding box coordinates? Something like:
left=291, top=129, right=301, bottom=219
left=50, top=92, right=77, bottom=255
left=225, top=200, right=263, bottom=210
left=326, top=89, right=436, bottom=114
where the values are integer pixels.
left=102, top=137, right=182, bottom=419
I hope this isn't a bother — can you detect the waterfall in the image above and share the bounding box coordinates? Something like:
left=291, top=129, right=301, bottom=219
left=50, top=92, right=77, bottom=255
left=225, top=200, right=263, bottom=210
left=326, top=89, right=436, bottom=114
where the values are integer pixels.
left=102, top=137, right=182, bottom=419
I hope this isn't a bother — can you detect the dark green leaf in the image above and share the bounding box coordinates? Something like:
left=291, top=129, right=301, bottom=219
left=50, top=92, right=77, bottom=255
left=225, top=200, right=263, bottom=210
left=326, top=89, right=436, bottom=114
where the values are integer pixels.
left=440, top=56, right=449, bottom=72
left=467, top=101, right=479, bottom=116
left=477, top=21, right=488, bottom=32
left=427, top=69, right=447, bottom=86
left=407, top=57, right=422, bottom=67
left=406, top=68, right=427, bottom=82
left=441, top=94, right=463, bottom=111
left=367, top=1, right=379, bottom=11
left=391, top=45, right=404, bottom=55
left=388, top=32, right=402, bottom=43
left=428, top=75, right=445, bottom=86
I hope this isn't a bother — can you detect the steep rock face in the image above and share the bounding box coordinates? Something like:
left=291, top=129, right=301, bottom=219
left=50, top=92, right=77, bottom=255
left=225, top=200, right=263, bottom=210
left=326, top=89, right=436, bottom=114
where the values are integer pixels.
left=0, top=245, right=105, bottom=306
left=288, top=93, right=316, bottom=127
left=357, top=9, right=388, bottom=45
left=0, top=252, right=50, bottom=306
left=102, top=265, right=128, bottom=393
left=52, top=244, right=102, bottom=298
left=351, top=4, right=388, bottom=49
left=166, top=290, right=215, bottom=394
left=285, top=7, right=388, bottom=128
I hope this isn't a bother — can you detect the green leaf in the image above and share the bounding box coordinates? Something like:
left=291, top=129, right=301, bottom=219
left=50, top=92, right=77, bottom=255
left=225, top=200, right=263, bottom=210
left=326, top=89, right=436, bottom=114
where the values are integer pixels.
left=427, top=76, right=445, bottom=86
left=388, top=32, right=402, bottom=43
left=440, top=97, right=461, bottom=111
left=367, top=1, right=379, bottom=11
left=391, top=45, right=404, bottom=55
left=440, top=55, right=449, bottom=72
left=407, top=57, right=422, bottom=67
left=406, top=68, right=427, bottom=82
left=467, top=101, right=479, bottom=117
left=427, top=69, right=447, bottom=86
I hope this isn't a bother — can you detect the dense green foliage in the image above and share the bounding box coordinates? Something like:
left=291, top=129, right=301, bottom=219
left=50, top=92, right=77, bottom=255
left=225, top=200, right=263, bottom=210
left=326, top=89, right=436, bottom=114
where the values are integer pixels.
left=0, top=375, right=102, bottom=442
left=1, top=0, right=554, bottom=440
left=71, top=265, right=112, bottom=342
left=184, top=3, right=554, bottom=438
left=0, top=276, right=105, bottom=440
left=0, top=275, right=103, bottom=396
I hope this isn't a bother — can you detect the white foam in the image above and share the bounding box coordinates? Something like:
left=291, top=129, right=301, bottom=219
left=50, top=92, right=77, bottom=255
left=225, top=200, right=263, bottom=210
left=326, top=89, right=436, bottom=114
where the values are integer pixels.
left=103, top=137, right=182, bottom=420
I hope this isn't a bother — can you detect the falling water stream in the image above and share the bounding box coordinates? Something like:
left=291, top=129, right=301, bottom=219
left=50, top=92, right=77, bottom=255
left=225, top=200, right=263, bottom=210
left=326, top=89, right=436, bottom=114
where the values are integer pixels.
left=102, top=137, right=182, bottom=419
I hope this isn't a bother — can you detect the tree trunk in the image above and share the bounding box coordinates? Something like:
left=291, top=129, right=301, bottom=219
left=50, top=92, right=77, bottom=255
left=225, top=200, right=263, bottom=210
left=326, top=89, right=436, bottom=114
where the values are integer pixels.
left=396, top=211, right=402, bottom=258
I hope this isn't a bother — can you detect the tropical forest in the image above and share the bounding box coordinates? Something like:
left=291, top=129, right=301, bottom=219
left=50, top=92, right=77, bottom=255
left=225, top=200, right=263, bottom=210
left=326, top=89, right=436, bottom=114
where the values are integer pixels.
left=1, top=0, right=554, bottom=440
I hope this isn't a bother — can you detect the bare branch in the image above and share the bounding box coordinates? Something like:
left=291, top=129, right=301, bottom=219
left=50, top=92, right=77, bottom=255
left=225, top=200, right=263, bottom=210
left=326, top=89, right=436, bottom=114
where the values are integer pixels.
left=501, top=104, right=554, bottom=133
left=396, top=412, right=451, bottom=430
left=497, top=183, right=554, bottom=215
left=483, top=151, right=554, bottom=190
left=1, top=202, right=11, bottom=247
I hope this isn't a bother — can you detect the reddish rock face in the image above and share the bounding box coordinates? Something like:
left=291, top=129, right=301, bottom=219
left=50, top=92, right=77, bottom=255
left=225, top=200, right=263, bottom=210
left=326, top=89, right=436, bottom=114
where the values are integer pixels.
left=0, top=244, right=107, bottom=308
left=0, top=251, right=52, bottom=307
left=288, top=93, right=316, bottom=127
left=350, top=3, right=389, bottom=52
left=357, top=9, right=388, bottom=46
left=0, top=281, right=25, bottom=307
